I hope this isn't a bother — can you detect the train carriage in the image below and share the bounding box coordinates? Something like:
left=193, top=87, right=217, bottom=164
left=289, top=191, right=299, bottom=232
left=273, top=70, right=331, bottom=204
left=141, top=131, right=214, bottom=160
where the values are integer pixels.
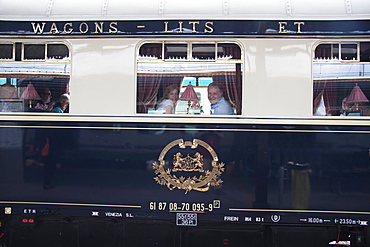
left=0, top=0, right=369, bottom=246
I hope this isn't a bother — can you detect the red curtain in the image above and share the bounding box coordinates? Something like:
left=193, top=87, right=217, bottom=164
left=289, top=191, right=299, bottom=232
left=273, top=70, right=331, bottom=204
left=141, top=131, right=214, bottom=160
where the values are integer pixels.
left=313, top=81, right=326, bottom=114
left=137, top=74, right=162, bottom=113
left=323, top=82, right=338, bottom=115
left=137, top=74, right=184, bottom=113
left=219, top=44, right=241, bottom=59
left=211, top=70, right=242, bottom=115
left=212, top=45, right=242, bottom=114
left=313, top=81, right=339, bottom=115
left=159, top=75, right=183, bottom=96
left=139, top=44, right=162, bottom=59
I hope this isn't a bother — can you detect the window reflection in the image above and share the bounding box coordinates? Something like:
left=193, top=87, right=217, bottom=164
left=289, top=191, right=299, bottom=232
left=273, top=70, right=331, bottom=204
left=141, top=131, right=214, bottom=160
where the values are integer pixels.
left=0, top=42, right=70, bottom=113
left=0, top=44, right=13, bottom=60
left=313, top=42, right=370, bottom=116
left=192, top=44, right=215, bottom=60
left=137, top=42, right=242, bottom=115
left=24, top=44, right=45, bottom=60
left=165, top=44, right=187, bottom=60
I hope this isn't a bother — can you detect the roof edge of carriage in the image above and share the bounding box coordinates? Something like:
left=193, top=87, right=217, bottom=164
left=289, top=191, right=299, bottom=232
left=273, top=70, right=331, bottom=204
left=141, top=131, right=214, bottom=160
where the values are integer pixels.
left=0, top=0, right=369, bottom=21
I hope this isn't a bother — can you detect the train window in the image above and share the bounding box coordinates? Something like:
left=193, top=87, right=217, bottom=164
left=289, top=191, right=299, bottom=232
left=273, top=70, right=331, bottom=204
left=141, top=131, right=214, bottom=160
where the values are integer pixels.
left=0, top=43, right=13, bottom=60
left=313, top=42, right=370, bottom=116
left=24, top=44, right=46, bottom=60
left=139, top=43, right=162, bottom=59
left=341, top=44, right=357, bottom=61
left=165, top=44, right=188, bottom=60
left=360, top=42, right=370, bottom=62
left=137, top=42, right=242, bottom=115
left=314, top=43, right=360, bottom=61
left=23, top=43, right=70, bottom=61
left=47, top=44, right=69, bottom=60
left=218, top=43, right=241, bottom=59
left=0, top=42, right=70, bottom=113
left=192, top=44, right=215, bottom=60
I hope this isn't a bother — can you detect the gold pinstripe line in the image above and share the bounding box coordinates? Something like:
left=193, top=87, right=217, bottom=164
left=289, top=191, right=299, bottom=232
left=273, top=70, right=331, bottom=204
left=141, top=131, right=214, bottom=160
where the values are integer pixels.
left=229, top=208, right=370, bottom=215
left=1, top=114, right=370, bottom=126
left=0, top=201, right=141, bottom=208
left=0, top=125, right=370, bottom=134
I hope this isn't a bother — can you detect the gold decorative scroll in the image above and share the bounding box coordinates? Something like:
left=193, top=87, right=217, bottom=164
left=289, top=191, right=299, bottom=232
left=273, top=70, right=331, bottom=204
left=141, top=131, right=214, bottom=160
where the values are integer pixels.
left=153, top=139, right=224, bottom=194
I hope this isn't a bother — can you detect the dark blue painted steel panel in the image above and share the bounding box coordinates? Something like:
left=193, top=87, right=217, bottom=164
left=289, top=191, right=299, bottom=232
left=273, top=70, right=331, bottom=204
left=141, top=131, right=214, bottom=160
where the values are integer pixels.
left=0, top=20, right=369, bottom=37
left=0, top=121, right=369, bottom=227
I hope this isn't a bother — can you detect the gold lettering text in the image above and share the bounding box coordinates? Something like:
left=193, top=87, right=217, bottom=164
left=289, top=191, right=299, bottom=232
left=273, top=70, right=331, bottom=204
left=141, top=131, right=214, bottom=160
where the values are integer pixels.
left=294, top=22, right=305, bottom=33
left=164, top=22, right=174, bottom=33
left=94, top=22, right=104, bottom=33
left=31, top=22, right=46, bottom=34
left=79, top=22, right=89, bottom=34
left=178, top=21, right=183, bottom=33
left=64, top=23, right=73, bottom=34
left=204, top=22, right=213, bottom=33
left=109, top=22, right=118, bottom=33
left=279, top=22, right=288, bottom=33
left=189, top=21, right=199, bottom=33
left=49, top=22, right=60, bottom=34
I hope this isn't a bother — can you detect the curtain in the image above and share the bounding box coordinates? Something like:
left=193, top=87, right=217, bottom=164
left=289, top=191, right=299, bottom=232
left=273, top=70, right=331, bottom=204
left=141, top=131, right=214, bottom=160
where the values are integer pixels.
left=160, top=75, right=183, bottom=97
left=137, top=74, right=162, bottom=113
left=322, top=82, right=338, bottom=115
left=313, top=81, right=326, bottom=114
left=313, top=80, right=339, bottom=115
left=315, top=45, right=332, bottom=59
left=211, top=70, right=242, bottom=114
left=137, top=74, right=184, bottom=113
left=139, top=44, right=162, bottom=59
left=137, top=70, right=243, bottom=114
left=234, top=64, right=242, bottom=114
left=219, top=44, right=241, bottom=59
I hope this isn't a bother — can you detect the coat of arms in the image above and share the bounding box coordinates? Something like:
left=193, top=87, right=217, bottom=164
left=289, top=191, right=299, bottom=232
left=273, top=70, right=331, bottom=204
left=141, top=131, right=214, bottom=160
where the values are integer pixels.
left=152, top=138, right=225, bottom=194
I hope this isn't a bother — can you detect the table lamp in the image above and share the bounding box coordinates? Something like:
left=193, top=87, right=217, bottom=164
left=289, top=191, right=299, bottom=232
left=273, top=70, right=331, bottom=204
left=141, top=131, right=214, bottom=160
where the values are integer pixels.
left=21, top=83, right=41, bottom=108
left=179, top=83, right=199, bottom=114
left=346, top=83, right=369, bottom=111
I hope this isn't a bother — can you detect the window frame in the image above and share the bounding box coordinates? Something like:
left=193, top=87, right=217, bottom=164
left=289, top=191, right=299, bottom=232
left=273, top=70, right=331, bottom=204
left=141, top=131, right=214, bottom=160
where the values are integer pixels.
left=314, top=42, right=362, bottom=63
left=138, top=41, right=243, bottom=63
left=312, top=41, right=370, bottom=117
left=136, top=41, right=243, bottom=116
left=0, top=42, right=70, bottom=62
left=0, top=42, right=15, bottom=61
left=0, top=41, right=71, bottom=113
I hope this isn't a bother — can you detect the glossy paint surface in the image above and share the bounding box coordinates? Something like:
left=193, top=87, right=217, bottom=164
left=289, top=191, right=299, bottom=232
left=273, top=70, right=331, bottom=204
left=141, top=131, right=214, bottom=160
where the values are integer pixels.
left=1, top=120, right=369, bottom=225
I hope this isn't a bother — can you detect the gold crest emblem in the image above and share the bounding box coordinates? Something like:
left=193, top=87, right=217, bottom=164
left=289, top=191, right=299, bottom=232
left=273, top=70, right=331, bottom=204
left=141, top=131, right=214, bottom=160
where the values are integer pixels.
left=152, top=139, right=225, bottom=194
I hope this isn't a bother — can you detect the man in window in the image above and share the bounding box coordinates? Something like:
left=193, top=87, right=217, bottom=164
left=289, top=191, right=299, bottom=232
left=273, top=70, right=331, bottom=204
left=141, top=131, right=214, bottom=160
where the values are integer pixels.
left=207, top=82, right=234, bottom=115
left=35, top=88, right=54, bottom=112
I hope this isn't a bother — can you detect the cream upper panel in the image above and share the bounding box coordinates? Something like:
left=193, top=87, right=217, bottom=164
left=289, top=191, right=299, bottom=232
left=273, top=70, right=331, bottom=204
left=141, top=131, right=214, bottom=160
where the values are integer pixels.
left=242, top=39, right=313, bottom=118
left=69, top=39, right=138, bottom=115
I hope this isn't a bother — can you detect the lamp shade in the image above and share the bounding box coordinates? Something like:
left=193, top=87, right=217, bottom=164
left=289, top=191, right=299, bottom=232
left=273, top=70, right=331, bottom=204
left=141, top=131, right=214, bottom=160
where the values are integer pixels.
left=180, top=84, right=199, bottom=102
left=21, top=83, right=41, bottom=100
left=346, top=84, right=369, bottom=104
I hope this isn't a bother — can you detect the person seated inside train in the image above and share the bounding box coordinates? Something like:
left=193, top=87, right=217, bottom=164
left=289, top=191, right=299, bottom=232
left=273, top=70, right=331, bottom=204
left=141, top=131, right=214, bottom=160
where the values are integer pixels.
left=52, top=94, right=70, bottom=113
left=0, top=83, right=17, bottom=112
left=35, top=88, right=54, bottom=112
left=155, top=85, right=179, bottom=114
left=207, top=82, right=234, bottom=115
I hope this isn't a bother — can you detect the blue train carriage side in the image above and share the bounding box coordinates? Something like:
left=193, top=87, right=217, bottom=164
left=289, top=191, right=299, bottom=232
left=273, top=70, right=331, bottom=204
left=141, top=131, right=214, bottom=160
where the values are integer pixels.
left=0, top=0, right=370, bottom=246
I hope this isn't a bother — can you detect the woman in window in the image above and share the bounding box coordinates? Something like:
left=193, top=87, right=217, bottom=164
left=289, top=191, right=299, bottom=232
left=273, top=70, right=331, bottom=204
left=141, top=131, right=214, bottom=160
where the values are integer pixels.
left=156, top=85, right=179, bottom=114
